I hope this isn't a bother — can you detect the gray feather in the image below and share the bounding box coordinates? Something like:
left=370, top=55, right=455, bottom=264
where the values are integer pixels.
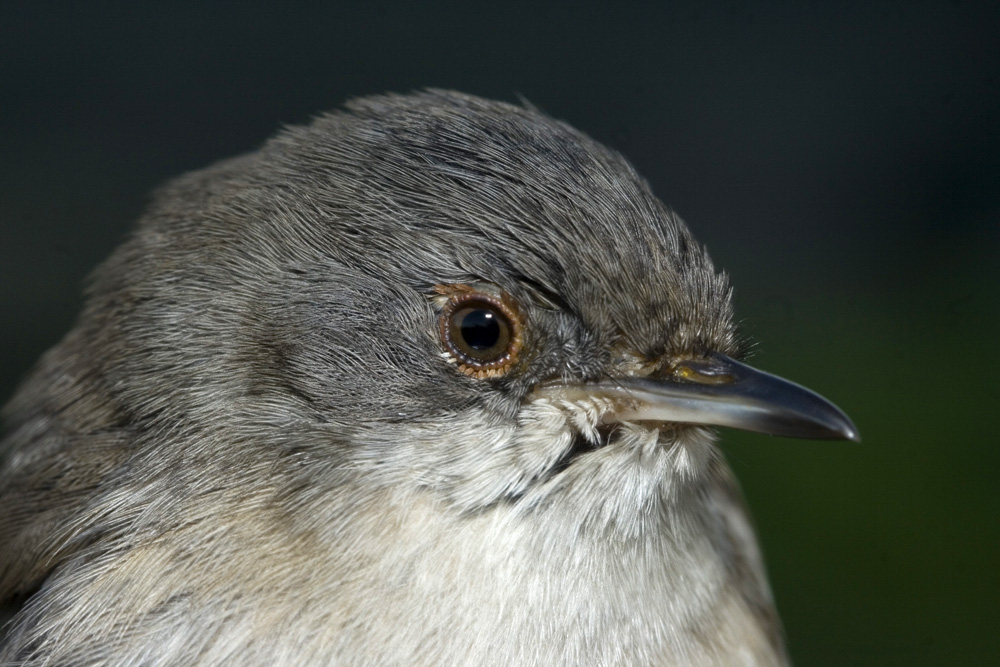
left=0, top=90, right=786, bottom=666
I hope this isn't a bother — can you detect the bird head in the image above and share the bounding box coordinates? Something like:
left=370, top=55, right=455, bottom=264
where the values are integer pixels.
left=78, top=90, right=855, bottom=518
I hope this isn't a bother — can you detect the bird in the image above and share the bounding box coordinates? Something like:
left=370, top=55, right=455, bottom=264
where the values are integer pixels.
left=0, top=90, right=857, bottom=666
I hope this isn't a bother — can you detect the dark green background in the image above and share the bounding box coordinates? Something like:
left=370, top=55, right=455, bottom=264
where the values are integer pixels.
left=2, top=2, right=997, bottom=664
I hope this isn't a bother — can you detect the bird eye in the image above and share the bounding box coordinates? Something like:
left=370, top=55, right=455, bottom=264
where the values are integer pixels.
left=438, top=290, right=523, bottom=378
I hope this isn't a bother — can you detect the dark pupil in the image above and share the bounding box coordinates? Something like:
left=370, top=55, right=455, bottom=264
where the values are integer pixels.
left=460, top=309, right=501, bottom=350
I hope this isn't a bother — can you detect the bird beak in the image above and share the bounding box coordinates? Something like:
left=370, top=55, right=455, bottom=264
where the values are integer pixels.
left=541, top=353, right=860, bottom=441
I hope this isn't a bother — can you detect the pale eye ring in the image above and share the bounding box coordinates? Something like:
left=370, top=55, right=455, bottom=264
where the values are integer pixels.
left=438, top=291, right=523, bottom=378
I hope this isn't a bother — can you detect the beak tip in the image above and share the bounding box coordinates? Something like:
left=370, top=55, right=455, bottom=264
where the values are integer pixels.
left=814, top=405, right=860, bottom=442
left=826, top=413, right=861, bottom=443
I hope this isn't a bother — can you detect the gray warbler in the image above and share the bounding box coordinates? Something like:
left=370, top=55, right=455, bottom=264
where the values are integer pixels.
left=0, top=90, right=857, bottom=666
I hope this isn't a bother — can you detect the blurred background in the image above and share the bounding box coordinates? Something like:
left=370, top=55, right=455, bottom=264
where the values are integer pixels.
left=1, top=1, right=997, bottom=664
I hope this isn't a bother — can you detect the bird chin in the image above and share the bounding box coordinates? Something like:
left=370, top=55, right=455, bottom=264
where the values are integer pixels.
left=502, top=395, right=721, bottom=512
left=369, top=397, right=719, bottom=519
left=500, top=416, right=723, bottom=540
left=520, top=391, right=718, bottom=473
left=549, top=420, right=715, bottom=478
